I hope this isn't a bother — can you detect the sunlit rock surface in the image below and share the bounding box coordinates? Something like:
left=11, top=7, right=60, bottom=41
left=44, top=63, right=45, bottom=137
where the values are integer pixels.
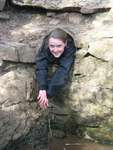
left=11, top=0, right=112, bottom=14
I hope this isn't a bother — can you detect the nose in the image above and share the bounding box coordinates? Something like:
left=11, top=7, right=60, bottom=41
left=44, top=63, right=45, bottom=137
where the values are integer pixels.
left=53, top=47, right=58, bottom=52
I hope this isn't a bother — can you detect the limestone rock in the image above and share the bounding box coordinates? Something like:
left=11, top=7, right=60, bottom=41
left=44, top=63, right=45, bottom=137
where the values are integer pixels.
left=0, top=65, right=41, bottom=149
left=0, top=41, right=36, bottom=63
left=11, top=0, right=112, bottom=14
left=88, top=39, right=113, bottom=62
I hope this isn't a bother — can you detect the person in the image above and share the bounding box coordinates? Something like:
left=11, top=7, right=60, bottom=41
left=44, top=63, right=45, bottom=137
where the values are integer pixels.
left=36, top=28, right=76, bottom=109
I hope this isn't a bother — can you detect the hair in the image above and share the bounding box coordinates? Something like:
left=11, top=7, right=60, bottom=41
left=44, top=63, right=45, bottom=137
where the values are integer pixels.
left=40, top=28, right=69, bottom=51
left=48, top=28, right=68, bottom=43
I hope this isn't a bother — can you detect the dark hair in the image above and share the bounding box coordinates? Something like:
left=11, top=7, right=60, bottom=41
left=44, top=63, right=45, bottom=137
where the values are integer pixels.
left=48, top=28, right=68, bottom=43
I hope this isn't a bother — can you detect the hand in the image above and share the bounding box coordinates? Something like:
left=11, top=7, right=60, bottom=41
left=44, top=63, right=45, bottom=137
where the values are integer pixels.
left=37, top=90, right=48, bottom=109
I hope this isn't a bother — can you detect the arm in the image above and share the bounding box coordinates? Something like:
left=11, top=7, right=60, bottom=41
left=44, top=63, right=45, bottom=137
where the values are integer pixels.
left=36, top=49, right=49, bottom=109
left=47, top=44, right=76, bottom=97
left=36, top=50, right=48, bottom=90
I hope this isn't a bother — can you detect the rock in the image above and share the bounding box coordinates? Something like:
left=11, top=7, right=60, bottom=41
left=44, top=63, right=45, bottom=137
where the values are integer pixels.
left=46, top=12, right=56, bottom=17
left=0, top=13, right=10, bottom=20
left=0, top=41, right=36, bottom=63
left=11, top=0, right=112, bottom=14
left=86, top=116, right=113, bottom=144
left=88, top=39, right=113, bottom=62
left=80, top=6, right=110, bottom=14
left=0, top=65, right=40, bottom=149
left=0, top=42, right=18, bottom=62
left=4, top=113, right=49, bottom=150
left=0, top=0, right=6, bottom=11
left=68, top=13, right=84, bottom=24
left=51, top=129, right=66, bottom=138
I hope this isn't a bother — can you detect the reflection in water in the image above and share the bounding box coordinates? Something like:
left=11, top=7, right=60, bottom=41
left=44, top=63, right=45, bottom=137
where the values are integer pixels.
left=49, top=136, right=113, bottom=150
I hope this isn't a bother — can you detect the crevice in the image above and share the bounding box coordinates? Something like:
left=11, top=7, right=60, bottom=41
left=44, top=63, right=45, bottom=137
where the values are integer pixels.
left=10, top=122, right=22, bottom=141
left=84, top=52, right=108, bottom=62
left=0, top=61, right=34, bottom=77
left=2, top=101, right=22, bottom=108
left=6, top=0, right=111, bottom=15
left=2, top=60, right=35, bottom=65
left=100, top=36, right=113, bottom=39
left=15, top=49, right=20, bottom=62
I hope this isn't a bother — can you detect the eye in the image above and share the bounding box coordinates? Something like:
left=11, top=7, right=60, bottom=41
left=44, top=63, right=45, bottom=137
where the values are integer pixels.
left=49, top=44, right=55, bottom=48
left=56, top=45, right=62, bottom=48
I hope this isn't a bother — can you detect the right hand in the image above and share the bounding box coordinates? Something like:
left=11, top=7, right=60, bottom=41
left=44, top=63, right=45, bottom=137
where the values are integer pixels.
left=37, top=90, right=48, bottom=109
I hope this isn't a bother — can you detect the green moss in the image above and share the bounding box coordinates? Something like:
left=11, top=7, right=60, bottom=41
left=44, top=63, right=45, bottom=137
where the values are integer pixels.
left=86, top=124, right=113, bottom=144
left=24, top=0, right=33, bottom=5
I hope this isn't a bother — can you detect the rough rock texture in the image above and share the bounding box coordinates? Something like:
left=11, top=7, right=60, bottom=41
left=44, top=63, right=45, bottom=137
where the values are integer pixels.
left=0, top=62, right=49, bottom=150
left=1, top=1, right=113, bottom=149
left=11, top=0, right=112, bottom=14
left=0, top=41, right=36, bottom=62
left=0, top=0, right=6, bottom=11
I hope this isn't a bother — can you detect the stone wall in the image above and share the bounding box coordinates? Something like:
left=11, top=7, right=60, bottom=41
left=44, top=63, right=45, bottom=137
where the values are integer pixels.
left=1, top=0, right=113, bottom=149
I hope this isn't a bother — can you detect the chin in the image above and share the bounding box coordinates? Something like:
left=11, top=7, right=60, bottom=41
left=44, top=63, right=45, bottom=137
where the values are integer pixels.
left=53, top=53, right=62, bottom=58
left=53, top=54, right=61, bottom=58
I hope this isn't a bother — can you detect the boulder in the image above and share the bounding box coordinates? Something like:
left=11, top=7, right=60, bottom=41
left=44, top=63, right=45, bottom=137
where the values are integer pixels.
left=0, top=41, right=36, bottom=63
left=11, top=0, right=112, bottom=14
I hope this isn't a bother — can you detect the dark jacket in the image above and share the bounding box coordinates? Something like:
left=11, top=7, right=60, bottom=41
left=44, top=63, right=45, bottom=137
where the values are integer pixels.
left=36, top=34, right=76, bottom=97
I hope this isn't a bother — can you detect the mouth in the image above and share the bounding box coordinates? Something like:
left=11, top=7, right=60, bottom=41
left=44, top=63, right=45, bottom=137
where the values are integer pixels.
left=52, top=53, right=61, bottom=57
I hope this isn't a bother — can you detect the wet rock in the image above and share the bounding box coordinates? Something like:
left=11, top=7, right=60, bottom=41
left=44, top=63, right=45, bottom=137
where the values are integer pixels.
left=0, top=64, right=40, bottom=150
left=51, top=129, right=66, bottom=138
left=4, top=114, right=49, bottom=150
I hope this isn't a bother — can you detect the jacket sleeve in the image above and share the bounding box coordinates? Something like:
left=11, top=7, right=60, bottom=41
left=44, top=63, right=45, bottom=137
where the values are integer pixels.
left=36, top=49, right=48, bottom=90
left=47, top=43, right=76, bottom=97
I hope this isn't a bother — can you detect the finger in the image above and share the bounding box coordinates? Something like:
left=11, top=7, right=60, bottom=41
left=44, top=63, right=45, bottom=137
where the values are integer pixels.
left=37, top=94, right=41, bottom=100
left=44, top=98, right=48, bottom=107
left=42, top=99, right=47, bottom=108
left=43, top=100, right=47, bottom=109
left=40, top=101, right=46, bottom=109
left=38, top=95, right=48, bottom=109
left=40, top=98, right=48, bottom=109
left=38, top=95, right=44, bottom=103
left=37, top=93, right=44, bottom=100
left=37, top=96, right=42, bottom=104
left=39, top=98, right=45, bottom=108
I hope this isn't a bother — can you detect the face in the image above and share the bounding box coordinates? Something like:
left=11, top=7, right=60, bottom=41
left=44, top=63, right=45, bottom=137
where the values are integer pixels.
left=48, top=37, right=67, bottom=58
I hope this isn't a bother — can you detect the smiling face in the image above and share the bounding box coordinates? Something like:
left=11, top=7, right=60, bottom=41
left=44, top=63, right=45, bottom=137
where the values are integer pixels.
left=48, top=37, right=67, bottom=58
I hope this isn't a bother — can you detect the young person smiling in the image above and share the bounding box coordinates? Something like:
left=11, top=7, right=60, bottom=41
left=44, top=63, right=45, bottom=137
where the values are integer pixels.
left=36, top=28, right=76, bottom=109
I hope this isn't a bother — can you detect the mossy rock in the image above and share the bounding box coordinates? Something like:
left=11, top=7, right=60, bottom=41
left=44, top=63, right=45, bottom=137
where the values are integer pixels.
left=86, top=120, right=113, bottom=144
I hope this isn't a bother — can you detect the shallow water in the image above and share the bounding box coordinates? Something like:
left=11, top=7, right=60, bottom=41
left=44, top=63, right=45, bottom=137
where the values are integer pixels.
left=49, top=136, right=113, bottom=150
left=10, top=136, right=113, bottom=150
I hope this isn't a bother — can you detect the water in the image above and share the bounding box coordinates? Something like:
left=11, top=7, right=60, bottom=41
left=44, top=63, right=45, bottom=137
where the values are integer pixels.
left=10, top=136, right=113, bottom=150
left=49, top=136, right=113, bottom=150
